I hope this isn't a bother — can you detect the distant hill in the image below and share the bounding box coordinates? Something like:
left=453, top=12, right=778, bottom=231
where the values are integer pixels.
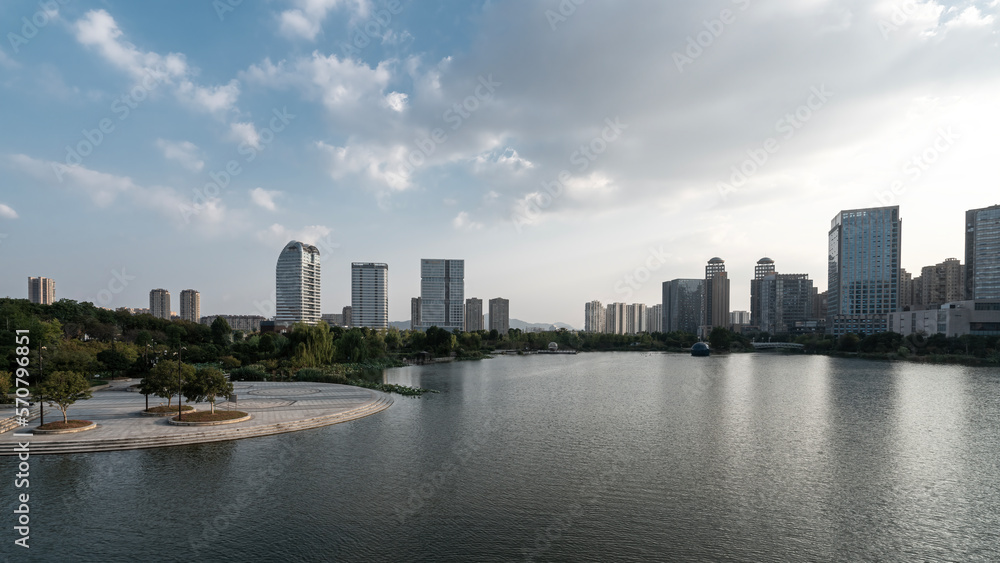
left=386, top=319, right=576, bottom=331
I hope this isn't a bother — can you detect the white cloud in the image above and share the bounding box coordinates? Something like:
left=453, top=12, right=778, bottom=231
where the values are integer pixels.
left=250, top=188, right=282, bottom=211
left=74, top=10, right=240, bottom=116
left=383, top=91, right=408, bottom=112
left=278, top=0, right=370, bottom=40
left=230, top=122, right=261, bottom=149
left=316, top=141, right=413, bottom=192
left=0, top=203, right=18, bottom=219
left=242, top=53, right=392, bottom=113
left=946, top=6, right=995, bottom=28
left=452, top=211, right=483, bottom=231
left=156, top=139, right=204, bottom=172
left=257, top=223, right=333, bottom=247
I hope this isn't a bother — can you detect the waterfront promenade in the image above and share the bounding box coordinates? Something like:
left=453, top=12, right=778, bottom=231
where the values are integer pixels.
left=0, top=380, right=392, bottom=455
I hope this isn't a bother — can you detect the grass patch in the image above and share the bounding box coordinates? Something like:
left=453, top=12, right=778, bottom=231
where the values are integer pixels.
left=38, top=420, right=92, bottom=430
left=145, top=405, right=195, bottom=413
left=173, top=410, right=247, bottom=422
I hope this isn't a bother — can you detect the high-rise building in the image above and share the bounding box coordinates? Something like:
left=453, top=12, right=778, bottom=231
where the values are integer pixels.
left=662, top=279, right=703, bottom=334
left=625, top=303, right=647, bottom=334
left=730, top=310, right=751, bottom=326
left=965, top=204, right=1000, bottom=300
left=410, top=298, right=421, bottom=330
left=27, top=277, right=55, bottom=305
left=827, top=206, right=901, bottom=336
left=351, top=262, right=388, bottom=329
left=179, top=289, right=200, bottom=323
left=703, top=258, right=730, bottom=336
left=750, top=257, right=776, bottom=328
left=759, top=273, right=813, bottom=334
left=584, top=300, right=605, bottom=333
left=605, top=302, right=626, bottom=335
left=920, top=258, right=964, bottom=306
left=489, top=298, right=510, bottom=334
left=418, top=259, right=465, bottom=331
left=646, top=304, right=663, bottom=333
left=342, top=306, right=353, bottom=328
left=275, top=241, right=321, bottom=327
left=200, top=315, right=266, bottom=332
left=465, top=298, right=484, bottom=331
left=150, top=289, right=171, bottom=320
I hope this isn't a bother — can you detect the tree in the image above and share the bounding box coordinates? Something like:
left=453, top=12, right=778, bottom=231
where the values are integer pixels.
left=837, top=333, right=860, bottom=352
left=709, top=327, right=732, bottom=351
left=96, top=349, right=131, bottom=379
left=211, top=317, right=232, bottom=348
left=292, top=322, right=335, bottom=366
left=144, top=359, right=194, bottom=407
left=184, top=367, right=234, bottom=414
left=0, top=371, right=11, bottom=404
left=36, top=371, right=92, bottom=423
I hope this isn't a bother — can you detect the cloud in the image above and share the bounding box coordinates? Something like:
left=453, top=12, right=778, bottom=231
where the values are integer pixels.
left=383, top=91, right=408, bottom=112
left=156, top=139, right=204, bottom=172
left=316, top=140, right=413, bottom=192
left=73, top=10, right=240, bottom=116
left=452, top=211, right=483, bottom=231
left=0, top=49, right=19, bottom=70
left=243, top=53, right=392, bottom=114
left=257, top=223, right=333, bottom=247
left=229, top=122, right=261, bottom=149
left=277, top=0, right=371, bottom=40
left=250, top=188, right=282, bottom=211
left=0, top=203, right=18, bottom=219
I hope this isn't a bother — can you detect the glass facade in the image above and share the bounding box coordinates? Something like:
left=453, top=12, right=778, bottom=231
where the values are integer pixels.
left=351, top=263, right=388, bottom=329
left=662, top=279, right=703, bottom=335
left=418, top=259, right=464, bottom=331
left=275, top=241, right=321, bottom=326
left=966, top=205, right=1000, bottom=300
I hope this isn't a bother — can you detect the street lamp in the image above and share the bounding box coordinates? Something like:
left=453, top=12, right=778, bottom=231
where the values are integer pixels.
left=175, top=345, right=187, bottom=420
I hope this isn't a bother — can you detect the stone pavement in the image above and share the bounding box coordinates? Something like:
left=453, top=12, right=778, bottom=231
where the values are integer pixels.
left=0, top=380, right=392, bottom=455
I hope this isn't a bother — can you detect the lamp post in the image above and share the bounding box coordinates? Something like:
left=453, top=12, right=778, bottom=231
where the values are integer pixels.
left=143, top=344, right=151, bottom=411
left=37, top=345, right=46, bottom=427
left=176, top=346, right=187, bottom=420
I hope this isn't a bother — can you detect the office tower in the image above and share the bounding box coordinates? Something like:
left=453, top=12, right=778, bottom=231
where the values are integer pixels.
left=150, top=289, right=171, bottom=319
left=27, top=277, right=56, bottom=305
left=465, top=298, right=484, bottom=331
left=827, top=206, right=901, bottom=336
left=624, top=303, right=647, bottom=334
left=410, top=297, right=421, bottom=330
left=750, top=257, right=775, bottom=328
left=585, top=300, right=606, bottom=333
left=920, top=258, right=964, bottom=306
left=275, top=241, right=321, bottom=326
left=662, top=279, right=703, bottom=334
left=605, top=302, right=626, bottom=335
left=703, top=258, right=730, bottom=335
left=351, top=262, right=389, bottom=329
left=759, top=273, right=813, bottom=334
left=418, top=259, right=465, bottom=331
left=342, top=305, right=353, bottom=328
left=179, top=289, right=200, bottom=323
left=489, top=298, right=510, bottom=334
left=966, top=204, right=1000, bottom=299
left=647, top=304, right=663, bottom=333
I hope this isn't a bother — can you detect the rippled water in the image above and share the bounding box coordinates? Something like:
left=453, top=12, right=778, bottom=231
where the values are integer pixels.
left=5, top=353, right=1000, bottom=562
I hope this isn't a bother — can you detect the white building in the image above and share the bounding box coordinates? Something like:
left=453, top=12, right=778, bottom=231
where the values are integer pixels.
left=28, top=277, right=56, bottom=305
left=489, top=298, right=510, bottom=334
left=417, top=259, right=464, bottom=331
left=351, top=262, right=389, bottom=329
left=275, top=241, right=321, bottom=327
left=584, top=300, right=605, bottom=333
left=150, top=289, right=171, bottom=320
left=625, top=303, right=647, bottom=334
left=180, top=289, right=200, bottom=323
left=647, top=304, right=663, bottom=333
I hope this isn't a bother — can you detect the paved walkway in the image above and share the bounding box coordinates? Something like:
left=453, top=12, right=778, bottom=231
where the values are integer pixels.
left=0, top=380, right=392, bottom=455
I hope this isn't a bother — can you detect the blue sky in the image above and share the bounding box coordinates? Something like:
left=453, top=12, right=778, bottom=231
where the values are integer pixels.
left=1, top=0, right=998, bottom=327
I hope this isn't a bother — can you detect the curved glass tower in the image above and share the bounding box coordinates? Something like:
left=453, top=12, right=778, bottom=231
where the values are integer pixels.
left=275, top=241, right=321, bottom=327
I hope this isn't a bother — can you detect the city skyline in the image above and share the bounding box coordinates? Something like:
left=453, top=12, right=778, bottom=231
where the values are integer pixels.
left=1, top=1, right=998, bottom=327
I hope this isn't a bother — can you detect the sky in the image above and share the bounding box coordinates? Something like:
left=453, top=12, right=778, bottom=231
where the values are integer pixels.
left=1, top=0, right=998, bottom=328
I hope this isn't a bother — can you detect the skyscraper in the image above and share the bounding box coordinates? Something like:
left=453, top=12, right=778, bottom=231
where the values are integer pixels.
left=758, top=273, right=813, bottom=334
left=275, top=241, right=321, bottom=327
left=150, top=289, right=171, bottom=319
left=410, top=297, right=421, bottom=330
left=827, top=205, right=900, bottom=336
left=351, top=262, right=388, bottom=329
left=179, top=289, right=200, bottom=323
left=489, top=298, right=510, bottom=334
left=646, top=304, right=663, bottom=333
left=965, top=204, right=1000, bottom=300
left=625, top=303, right=646, bottom=334
left=662, top=279, right=703, bottom=334
left=418, top=259, right=464, bottom=331
left=605, top=302, right=626, bottom=335
left=703, top=258, right=730, bottom=336
left=465, top=298, right=484, bottom=331
left=28, top=277, right=55, bottom=305
left=584, top=300, right=605, bottom=333
left=920, top=258, right=964, bottom=306
left=750, top=257, right=775, bottom=328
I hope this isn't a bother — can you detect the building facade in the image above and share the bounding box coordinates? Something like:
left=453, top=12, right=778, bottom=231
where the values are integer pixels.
left=920, top=258, right=964, bottom=306
left=625, top=303, right=646, bottom=334
left=342, top=305, right=353, bottom=328
left=418, top=259, right=465, bottom=331
left=827, top=206, right=901, bottom=336
left=465, top=298, right=484, bottom=331
left=584, top=300, right=605, bottom=333
left=275, top=241, right=321, bottom=327
left=28, top=277, right=56, bottom=305
left=150, top=289, right=171, bottom=320
left=646, top=304, right=663, bottom=333
left=966, top=204, right=1000, bottom=300
left=200, top=315, right=266, bottom=333
left=320, top=313, right=344, bottom=327
left=351, top=262, right=389, bottom=329
left=891, top=300, right=1000, bottom=338
left=750, top=257, right=776, bottom=328
left=179, top=289, right=200, bottom=323
left=605, top=302, right=626, bottom=335
left=759, top=273, right=813, bottom=334
left=703, top=258, right=730, bottom=336
left=489, top=298, right=510, bottom=334
left=662, top=279, right=703, bottom=334
left=410, top=297, right=421, bottom=330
